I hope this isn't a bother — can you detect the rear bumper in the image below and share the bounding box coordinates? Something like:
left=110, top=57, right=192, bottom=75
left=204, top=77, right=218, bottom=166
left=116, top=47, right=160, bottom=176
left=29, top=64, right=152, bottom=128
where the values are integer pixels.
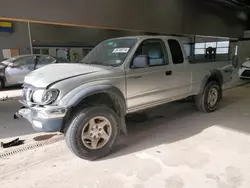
left=17, top=106, right=67, bottom=132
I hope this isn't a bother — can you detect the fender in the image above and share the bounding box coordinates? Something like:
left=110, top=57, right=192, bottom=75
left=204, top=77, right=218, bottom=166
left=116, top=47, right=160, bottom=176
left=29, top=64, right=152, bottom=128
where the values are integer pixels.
left=199, top=69, right=223, bottom=95
left=64, top=84, right=127, bottom=135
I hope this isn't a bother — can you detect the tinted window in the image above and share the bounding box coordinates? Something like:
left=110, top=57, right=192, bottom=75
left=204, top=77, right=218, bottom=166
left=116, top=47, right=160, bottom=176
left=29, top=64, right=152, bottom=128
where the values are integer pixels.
left=55, top=57, right=69, bottom=63
left=134, top=40, right=167, bottom=67
left=17, top=56, right=35, bottom=65
left=168, top=39, right=184, bottom=64
left=38, top=56, right=56, bottom=64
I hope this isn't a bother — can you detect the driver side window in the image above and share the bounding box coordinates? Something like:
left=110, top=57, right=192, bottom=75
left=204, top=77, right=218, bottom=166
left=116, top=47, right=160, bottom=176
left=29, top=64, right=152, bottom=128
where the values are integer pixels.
left=38, top=56, right=56, bottom=65
left=132, top=39, right=168, bottom=67
left=16, top=56, right=35, bottom=66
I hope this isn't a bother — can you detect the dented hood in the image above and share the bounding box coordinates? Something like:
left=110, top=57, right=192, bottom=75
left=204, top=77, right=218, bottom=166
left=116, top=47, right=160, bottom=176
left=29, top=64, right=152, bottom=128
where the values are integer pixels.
left=25, top=63, right=111, bottom=88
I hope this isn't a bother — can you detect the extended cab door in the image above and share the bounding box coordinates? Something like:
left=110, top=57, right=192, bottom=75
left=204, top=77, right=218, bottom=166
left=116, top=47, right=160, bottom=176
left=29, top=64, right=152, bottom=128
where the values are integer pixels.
left=166, top=39, right=191, bottom=97
left=126, top=39, right=177, bottom=112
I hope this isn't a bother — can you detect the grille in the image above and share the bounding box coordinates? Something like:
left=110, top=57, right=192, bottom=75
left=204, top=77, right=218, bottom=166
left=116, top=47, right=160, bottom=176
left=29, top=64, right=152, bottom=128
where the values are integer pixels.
left=242, top=70, right=250, bottom=77
left=22, top=84, right=35, bottom=102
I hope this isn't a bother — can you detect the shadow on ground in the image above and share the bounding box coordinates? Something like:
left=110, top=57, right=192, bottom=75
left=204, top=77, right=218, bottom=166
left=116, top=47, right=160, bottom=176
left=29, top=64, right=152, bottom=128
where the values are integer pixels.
left=104, top=84, right=250, bottom=160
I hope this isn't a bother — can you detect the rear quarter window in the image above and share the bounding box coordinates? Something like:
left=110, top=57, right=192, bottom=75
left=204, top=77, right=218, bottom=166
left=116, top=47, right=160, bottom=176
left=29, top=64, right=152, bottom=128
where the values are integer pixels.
left=168, top=39, right=184, bottom=64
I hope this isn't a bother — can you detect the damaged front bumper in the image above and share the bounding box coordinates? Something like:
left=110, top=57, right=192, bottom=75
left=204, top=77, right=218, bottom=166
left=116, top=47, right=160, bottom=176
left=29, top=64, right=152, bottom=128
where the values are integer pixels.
left=15, top=104, right=67, bottom=132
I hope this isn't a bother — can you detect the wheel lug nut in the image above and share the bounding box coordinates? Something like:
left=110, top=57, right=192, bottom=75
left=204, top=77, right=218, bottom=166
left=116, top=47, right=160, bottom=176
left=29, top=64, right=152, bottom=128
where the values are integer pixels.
left=99, top=128, right=102, bottom=131
left=98, top=133, right=101, bottom=136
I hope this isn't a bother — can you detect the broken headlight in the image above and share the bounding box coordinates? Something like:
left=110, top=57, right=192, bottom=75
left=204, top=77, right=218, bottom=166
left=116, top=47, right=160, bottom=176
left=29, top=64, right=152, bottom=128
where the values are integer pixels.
left=32, top=89, right=59, bottom=105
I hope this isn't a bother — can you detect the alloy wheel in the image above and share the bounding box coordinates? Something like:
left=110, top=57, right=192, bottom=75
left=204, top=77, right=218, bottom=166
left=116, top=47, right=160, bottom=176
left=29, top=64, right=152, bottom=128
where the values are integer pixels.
left=207, top=87, right=218, bottom=107
left=81, top=116, right=112, bottom=150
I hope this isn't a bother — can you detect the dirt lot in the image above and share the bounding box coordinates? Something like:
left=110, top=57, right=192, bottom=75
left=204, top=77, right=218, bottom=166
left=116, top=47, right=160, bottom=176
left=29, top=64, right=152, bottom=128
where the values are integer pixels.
left=1, top=84, right=250, bottom=188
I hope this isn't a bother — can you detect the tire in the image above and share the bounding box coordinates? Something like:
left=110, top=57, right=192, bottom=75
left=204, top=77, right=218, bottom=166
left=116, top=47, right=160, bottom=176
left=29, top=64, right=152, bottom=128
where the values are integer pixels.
left=195, top=81, right=221, bottom=113
left=65, top=105, right=120, bottom=160
left=0, top=78, right=5, bottom=90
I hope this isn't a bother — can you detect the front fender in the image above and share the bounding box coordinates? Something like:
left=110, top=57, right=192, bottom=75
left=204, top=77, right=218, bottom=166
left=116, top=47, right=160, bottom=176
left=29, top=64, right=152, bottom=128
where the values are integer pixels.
left=60, top=85, right=125, bottom=109
left=59, top=84, right=127, bottom=135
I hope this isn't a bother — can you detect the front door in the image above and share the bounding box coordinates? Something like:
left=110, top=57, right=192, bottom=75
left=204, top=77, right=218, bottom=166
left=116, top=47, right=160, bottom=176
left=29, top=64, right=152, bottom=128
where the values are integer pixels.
left=126, top=39, right=175, bottom=112
left=5, top=56, right=35, bottom=85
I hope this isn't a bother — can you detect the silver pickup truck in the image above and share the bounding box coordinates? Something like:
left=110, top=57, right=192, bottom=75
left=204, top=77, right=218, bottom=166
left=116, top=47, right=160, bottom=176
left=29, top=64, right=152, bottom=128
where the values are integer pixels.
left=17, top=35, right=234, bottom=160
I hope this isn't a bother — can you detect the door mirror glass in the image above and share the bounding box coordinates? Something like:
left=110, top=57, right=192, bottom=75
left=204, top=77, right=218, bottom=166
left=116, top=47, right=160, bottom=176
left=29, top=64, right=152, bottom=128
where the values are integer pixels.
left=132, top=55, right=149, bottom=68
left=245, top=58, right=250, bottom=61
left=9, top=62, right=20, bottom=68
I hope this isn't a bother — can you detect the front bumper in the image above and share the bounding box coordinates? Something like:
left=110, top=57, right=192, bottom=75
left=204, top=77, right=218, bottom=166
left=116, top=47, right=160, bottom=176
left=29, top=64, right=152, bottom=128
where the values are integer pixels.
left=16, top=105, right=67, bottom=132
left=239, top=67, right=250, bottom=78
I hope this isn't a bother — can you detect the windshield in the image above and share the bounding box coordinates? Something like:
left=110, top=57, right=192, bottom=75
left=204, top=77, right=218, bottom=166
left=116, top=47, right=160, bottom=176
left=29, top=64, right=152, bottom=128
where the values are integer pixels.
left=0, top=56, right=32, bottom=65
left=80, top=38, right=137, bottom=67
left=0, top=57, right=18, bottom=65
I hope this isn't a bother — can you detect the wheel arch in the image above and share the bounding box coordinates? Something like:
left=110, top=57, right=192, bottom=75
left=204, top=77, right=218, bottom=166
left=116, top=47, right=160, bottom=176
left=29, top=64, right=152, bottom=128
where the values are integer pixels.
left=199, top=70, right=223, bottom=95
left=64, top=85, right=127, bottom=135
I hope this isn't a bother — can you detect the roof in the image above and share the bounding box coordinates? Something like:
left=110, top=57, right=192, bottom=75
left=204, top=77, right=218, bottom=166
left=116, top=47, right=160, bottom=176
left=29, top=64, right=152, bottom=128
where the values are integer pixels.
left=104, top=35, right=181, bottom=41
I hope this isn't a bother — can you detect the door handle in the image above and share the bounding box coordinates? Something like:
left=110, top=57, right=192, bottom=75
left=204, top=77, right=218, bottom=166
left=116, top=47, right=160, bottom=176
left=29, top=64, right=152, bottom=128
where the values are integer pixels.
left=165, top=71, right=172, bottom=76
left=130, top=75, right=142, bottom=79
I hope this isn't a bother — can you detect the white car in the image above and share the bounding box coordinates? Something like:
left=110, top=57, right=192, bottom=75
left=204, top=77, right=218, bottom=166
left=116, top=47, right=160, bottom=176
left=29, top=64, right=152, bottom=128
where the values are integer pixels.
left=239, top=58, right=250, bottom=79
left=0, top=55, right=69, bottom=89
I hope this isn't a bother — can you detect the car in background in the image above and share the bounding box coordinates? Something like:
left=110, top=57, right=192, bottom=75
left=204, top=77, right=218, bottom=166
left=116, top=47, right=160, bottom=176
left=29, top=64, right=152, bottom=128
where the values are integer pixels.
left=238, top=58, right=250, bottom=79
left=0, top=54, right=69, bottom=88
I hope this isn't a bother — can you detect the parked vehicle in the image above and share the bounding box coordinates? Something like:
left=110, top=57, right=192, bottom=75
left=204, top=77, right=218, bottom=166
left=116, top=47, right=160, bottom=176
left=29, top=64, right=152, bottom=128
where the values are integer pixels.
left=0, top=54, right=69, bottom=88
left=238, top=58, right=250, bottom=79
left=17, top=36, right=234, bottom=160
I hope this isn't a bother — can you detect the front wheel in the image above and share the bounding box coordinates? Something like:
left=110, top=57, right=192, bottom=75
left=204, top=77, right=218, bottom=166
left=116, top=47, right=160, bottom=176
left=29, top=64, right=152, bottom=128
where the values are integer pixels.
left=65, top=106, right=120, bottom=160
left=195, top=81, right=221, bottom=113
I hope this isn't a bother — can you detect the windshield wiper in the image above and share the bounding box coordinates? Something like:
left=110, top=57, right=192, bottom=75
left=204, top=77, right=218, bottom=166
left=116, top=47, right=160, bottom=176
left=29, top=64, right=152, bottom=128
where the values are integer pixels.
left=83, top=61, right=113, bottom=67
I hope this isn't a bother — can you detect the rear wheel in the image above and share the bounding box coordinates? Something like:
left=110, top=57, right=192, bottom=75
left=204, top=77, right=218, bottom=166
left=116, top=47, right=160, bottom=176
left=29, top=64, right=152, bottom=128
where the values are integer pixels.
left=65, top=106, right=120, bottom=160
left=195, top=81, right=221, bottom=113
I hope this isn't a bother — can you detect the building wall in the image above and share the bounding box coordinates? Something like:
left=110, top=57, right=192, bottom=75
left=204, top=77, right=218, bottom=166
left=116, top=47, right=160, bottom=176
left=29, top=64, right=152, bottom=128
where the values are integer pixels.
left=0, top=22, right=31, bottom=60
left=30, top=23, right=138, bottom=47
left=0, top=0, right=246, bottom=38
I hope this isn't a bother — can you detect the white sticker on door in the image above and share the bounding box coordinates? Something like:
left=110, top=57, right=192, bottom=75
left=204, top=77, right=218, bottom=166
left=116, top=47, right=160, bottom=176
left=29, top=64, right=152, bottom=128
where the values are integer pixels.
left=112, top=48, right=130, bottom=53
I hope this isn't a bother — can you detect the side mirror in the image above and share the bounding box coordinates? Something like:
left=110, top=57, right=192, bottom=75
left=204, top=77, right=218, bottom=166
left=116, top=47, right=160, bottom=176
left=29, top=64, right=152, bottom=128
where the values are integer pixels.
left=9, top=62, right=20, bottom=68
left=232, top=55, right=238, bottom=68
left=246, top=58, right=250, bottom=61
left=132, top=55, right=149, bottom=68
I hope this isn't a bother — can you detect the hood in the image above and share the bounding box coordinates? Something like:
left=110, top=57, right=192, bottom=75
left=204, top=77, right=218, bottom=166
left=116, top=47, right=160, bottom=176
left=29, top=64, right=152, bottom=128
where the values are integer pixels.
left=25, top=63, right=112, bottom=87
left=242, top=60, right=250, bottom=68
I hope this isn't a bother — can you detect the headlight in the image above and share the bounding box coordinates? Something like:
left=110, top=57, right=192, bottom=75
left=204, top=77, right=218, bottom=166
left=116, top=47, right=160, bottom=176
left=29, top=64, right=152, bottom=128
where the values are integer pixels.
left=32, top=89, right=45, bottom=103
left=42, top=89, right=60, bottom=105
left=32, top=89, right=59, bottom=105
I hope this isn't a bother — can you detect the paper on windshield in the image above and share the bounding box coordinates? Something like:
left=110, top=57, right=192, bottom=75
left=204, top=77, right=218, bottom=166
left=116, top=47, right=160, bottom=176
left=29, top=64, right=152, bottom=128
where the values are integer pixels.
left=112, top=48, right=130, bottom=53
